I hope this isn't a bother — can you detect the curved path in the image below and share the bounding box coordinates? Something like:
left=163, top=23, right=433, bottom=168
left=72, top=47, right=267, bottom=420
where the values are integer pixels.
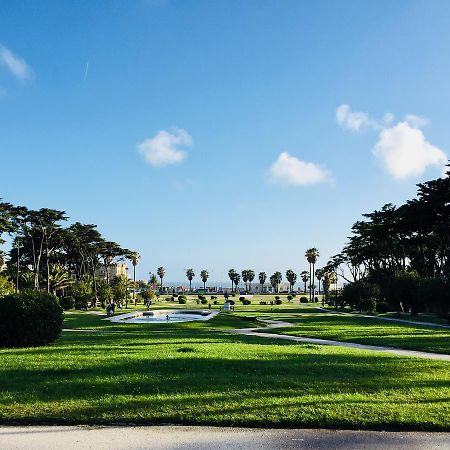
left=231, top=320, right=450, bottom=362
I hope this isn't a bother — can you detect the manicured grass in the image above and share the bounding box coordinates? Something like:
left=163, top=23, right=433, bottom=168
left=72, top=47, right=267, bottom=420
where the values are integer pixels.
left=1, top=304, right=449, bottom=430
left=258, top=309, right=450, bottom=354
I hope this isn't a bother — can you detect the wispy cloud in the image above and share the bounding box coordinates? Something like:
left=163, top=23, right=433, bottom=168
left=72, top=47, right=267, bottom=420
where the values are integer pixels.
left=336, top=104, right=376, bottom=132
left=137, top=127, right=191, bottom=167
left=0, top=45, right=32, bottom=81
left=269, top=152, right=332, bottom=186
left=84, top=62, right=89, bottom=82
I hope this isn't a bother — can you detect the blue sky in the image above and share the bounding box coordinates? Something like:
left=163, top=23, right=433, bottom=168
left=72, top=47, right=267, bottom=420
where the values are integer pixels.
left=1, top=0, right=449, bottom=283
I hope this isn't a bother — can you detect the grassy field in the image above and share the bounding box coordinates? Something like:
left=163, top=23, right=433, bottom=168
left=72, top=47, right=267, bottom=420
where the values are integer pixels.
left=0, top=298, right=449, bottom=430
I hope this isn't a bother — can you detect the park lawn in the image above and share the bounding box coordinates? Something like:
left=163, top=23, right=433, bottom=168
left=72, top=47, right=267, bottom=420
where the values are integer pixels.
left=0, top=320, right=449, bottom=431
left=256, top=310, right=450, bottom=354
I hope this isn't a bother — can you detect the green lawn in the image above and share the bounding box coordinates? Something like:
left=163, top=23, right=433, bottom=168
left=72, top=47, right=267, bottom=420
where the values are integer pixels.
left=0, top=307, right=449, bottom=430
left=254, top=308, right=450, bottom=354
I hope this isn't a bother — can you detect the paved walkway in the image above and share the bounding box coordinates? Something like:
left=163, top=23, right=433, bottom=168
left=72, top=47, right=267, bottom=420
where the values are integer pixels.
left=317, top=307, right=450, bottom=329
left=0, top=426, right=448, bottom=450
left=231, top=320, right=450, bottom=362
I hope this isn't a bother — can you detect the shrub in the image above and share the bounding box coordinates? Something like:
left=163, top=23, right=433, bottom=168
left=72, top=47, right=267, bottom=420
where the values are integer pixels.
left=228, top=299, right=235, bottom=305
left=292, top=294, right=296, bottom=298
left=360, top=298, right=376, bottom=313
left=59, top=296, right=75, bottom=311
left=200, top=299, right=208, bottom=305
left=178, top=297, right=187, bottom=304
left=314, top=296, right=318, bottom=302
left=74, top=296, right=89, bottom=310
left=242, top=299, right=251, bottom=305
left=165, top=297, right=171, bottom=302
left=213, top=300, right=218, bottom=305
left=0, top=290, right=63, bottom=348
left=376, top=301, right=390, bottom=313
left=231, top=293, right=236, bottom=297
left=259, top=301, right=267, bottom=305
left=300, top=296, right=308, bottom=303
left=173, top=293, right=179, bottom=298
left=239, top=296, right=245, bottom=302
left=275, top=298, right=282, bottom=305
left=287, top=295, right=293, bottom=302
left=275, top=296, right=280, bottom=301
left=198, top=294, right=206, bottom=301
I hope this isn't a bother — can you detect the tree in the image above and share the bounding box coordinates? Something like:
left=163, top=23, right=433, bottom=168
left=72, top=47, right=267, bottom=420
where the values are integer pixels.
left=228, top=269, right=236, bottom=292
left=241, top=270, right=249, bottom=291
left=200, top=269, right=209, bottom=290
left=285, top=269, right=297, bottom=293
left=149, top=273, right=158, bottom=287
left=233, top=272, right=241, bottom=291
left=247, top=269, right=255, bottom=292
left=111, top=274, right=133, bottom=308
left=258, top=271, right=266, bottom=293
left=48, top=264, right=73, bottom=296
left=300, top=270, right=310, bottom=294
left=129, top=252, right=140, bottom=305
left=186, top=268, right=195, bottom=292
left=157, top=267, right=165, bottom=291
left=270, top=272, right=282, bottom=293
left=315, top=268, right=324, bottom=295
left=305, top=248, right=319, bottom=301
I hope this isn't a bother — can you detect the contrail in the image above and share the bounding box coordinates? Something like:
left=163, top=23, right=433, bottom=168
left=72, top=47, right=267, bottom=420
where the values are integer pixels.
left=84, top=62, right=89, bottom=81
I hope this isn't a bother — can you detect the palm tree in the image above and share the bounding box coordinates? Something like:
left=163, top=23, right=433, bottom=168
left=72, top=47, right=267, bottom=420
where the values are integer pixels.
left=233, top=273, right=241, bottom=292
left=305, top=248, right=319, bottom=301
left=48, top=264, right=73, bottom=296
left=241, top=270, right=249, bottom=291
left=186, top=268, right=195, bottom=292
left=300, top=270, right=309, bottom=294
left=200, top=269, right=209, bottom=290
left=130, top=252, right=140, bottom=305
left=247, top=269, right=255, bottom=292
left=285, top=269, right=297, bottom=293
left=228, top=269, right=236, bottom=292
left=258, top=271, right=266, bottom=293
left=315, top=268, right=324, bottom=295
left=272, top=271, right=282, bottom=293
left=157, top=266, right=165, bottom=291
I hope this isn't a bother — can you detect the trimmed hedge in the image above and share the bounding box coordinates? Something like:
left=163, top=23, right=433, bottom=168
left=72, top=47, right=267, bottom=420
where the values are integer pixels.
left=0, top=290, right=63, bottom=348
left=59, top=296, right=75, bottom=310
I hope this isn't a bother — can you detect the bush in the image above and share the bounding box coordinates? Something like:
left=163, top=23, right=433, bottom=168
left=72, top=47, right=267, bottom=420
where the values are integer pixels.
left=211, top=295, right=217, bottom=300
left=287, top=295, right=293, bottom=302
left=275, top=298, right=282, bottom=305
left=275, top=296, right=280, bottom=301
left=165, top=297, right=171, bottom=302
left=239, top=296, right=245, bottom=302
left=59, top=296, right=75, bottom=310
left=314, top=296, right=318, bottom=302
left=360, top=298, right=376, bottom=313
left=228, top=299, right=235, bottom=305
left=74, top=296, right=88, bottom=310
left=200, top=299, right=207, bottom=305
left=376, top=301, right=390, bottom=313
left=242, top=299, right=251, bottom=305
left=299, top=296, right=308, bottom=303
left=0, top=290, right=63, bottom=348
left=173, top=293, right=179, bottom=298
left=198, top=294, right=206, bottom=301
left=231, top=293, right=236, bottom=297
left=178, top=297, right=187, bottom=304
left=259, top=301, right=267, bottom=305
left=213, top=300, right=218, bottom=305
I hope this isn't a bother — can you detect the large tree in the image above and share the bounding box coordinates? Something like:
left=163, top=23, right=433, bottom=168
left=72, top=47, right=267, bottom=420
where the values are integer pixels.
left=186, top=268, right=195, bottom=292
left=200, top=269, right=209, bottom=290
left=305, top=248, right=319, bottom=301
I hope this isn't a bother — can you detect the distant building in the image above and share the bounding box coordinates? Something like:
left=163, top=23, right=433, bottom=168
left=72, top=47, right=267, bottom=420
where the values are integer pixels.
left=96, top=262, right=128, bottom=281
left=248, top=282, right=292, bottom=294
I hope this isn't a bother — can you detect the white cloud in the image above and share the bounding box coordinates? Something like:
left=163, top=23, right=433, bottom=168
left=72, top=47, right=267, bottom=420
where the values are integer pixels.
left=137, top=128, right=191, bottom=167
left=404, top=114, right=429, bottom=128
left=372, top=122, right=447, bottom=180
left=0, top=45, right=32, bottom=81
left=269, top=152, right=332, bottom=186
left=336, top=104, right=373, bottom=132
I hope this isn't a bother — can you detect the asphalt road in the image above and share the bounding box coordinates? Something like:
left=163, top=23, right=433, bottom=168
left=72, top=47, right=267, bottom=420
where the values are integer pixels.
left=0, top=426, right=449, bottom=450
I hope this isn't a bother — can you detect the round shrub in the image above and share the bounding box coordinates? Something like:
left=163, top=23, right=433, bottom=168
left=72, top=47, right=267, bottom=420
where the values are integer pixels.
left=213, top=300, right=218, bottom=305
left=200, top=299, right=207, bottom=305
left=228, top=299, right=235, bottom=305
left=198, top=294, right=206, bottom=301
left=0, top=290, right=63, bottom=348
left=259, top=301, right=267, bottom=305
left=74, top=296, right=88, bottom=310
left=239, top=296, right=245, bottom=302
left=287, top=295, right=293, bottom=302
left=275, top=298, right=282, bottom=305
left=299, top=296, right=308, bottom=303
left=376, top=301, right=390, bottom=313
left=178, top=297, right=187, bottom=304
left=242, top=299, right=251, bottom=305
left=59, top=296, right=75, bottom=311
left=275, top=296, right=280, bottom=301
left=360, top=298, right=376, bottom=313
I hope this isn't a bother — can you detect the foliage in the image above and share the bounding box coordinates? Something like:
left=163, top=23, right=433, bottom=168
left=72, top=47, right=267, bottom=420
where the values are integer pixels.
left=178, top=297, right=187, bottom=304
left=59, top=296, right=75, bottom=310
left=299, top=296, right=308, bottom=303
left=0, top=274, right=14, bottom=297
left=341, top=281, right=380, bottom=312
left=0, top=290, right=63, bottom=347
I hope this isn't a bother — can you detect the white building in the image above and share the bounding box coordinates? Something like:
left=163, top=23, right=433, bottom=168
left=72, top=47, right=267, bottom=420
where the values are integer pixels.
left=96, top=262, right=128, bottom=281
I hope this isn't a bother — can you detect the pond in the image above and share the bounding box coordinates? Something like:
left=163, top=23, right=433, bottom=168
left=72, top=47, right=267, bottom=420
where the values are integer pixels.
left=106, top=309, right=219, bottom=324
